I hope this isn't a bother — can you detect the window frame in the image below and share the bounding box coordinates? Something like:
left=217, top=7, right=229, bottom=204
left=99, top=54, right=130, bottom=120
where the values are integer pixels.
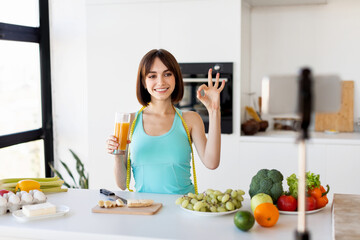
left=0, top=0, right=54, bottom=177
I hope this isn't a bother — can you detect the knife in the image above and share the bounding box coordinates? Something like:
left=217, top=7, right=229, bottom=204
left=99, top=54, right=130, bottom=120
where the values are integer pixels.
left=100, top=188, right=128, bottom=204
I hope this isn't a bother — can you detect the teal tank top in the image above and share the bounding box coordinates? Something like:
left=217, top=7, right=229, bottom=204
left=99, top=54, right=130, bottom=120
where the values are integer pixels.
left=130, top=108, right=195, bottom=194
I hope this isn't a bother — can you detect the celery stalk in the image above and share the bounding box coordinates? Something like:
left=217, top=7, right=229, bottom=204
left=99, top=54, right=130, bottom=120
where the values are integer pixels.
left=0, top=176, right=60, bottom=185
left=41, top=187, right=68, bottom=193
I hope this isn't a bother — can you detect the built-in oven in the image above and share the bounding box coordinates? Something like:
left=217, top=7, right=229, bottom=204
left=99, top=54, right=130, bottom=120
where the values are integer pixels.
left=177, top=62, right=233, bottom=134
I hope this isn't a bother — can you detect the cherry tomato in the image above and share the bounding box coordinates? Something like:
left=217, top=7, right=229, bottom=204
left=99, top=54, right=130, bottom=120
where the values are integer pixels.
left=277, top=195, right=297, bottom=211
left=306, top=196, right=317, bottom=211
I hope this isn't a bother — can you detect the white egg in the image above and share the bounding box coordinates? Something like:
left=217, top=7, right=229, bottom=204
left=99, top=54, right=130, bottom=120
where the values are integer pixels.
left=2, top=193, right=8, bottom=200
left=29, top=190, right=34, bottom=196
left=8, top=194, right=20, bottom=205
left=33, top=191, right=46, bottom=202
left=16, top=192, right=21, bottom=198
left=20, top=191, right=28, bottom=196
left=21, top=193, right=34, bottom=203
left=7, top=191, right=15, bottom=196
left=0, top=196, right=7, bottom=207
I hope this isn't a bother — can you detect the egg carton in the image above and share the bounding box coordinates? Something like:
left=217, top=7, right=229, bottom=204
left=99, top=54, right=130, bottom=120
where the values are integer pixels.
left=0, top=190, right=47, bottom=215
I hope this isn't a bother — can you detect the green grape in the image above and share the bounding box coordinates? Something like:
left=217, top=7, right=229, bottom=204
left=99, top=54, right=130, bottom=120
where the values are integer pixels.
left=210, top=206, right=217, bottom=212
left=197, top=193, right=204, bottom=200
left=200, top=206, right=207, bottom=212
left=217, top=195, right=223, bottom=202
left=181, top=199, right=189, bottom=208
left=225, top=189, right=232, bottom=194
left=231, top=190, right=238, bottom=198
left=232, top=199, right=240, bottom=209
left=193, top=201, right=204, bottom=211
left=188, top=192, right=196, bottom=198
left=206, top=189, right=214, bottom=195
left=190, top=198, right=198, bottom=205
left=221, top=194, right=230, bottom=203
left=210, top=194, right=216, bottom=199
left=186, top=203, right=194, bottom=210
left=237, top=189, right=245, bottom=195
left=236, top=195, right=244, bottom=202
left=210, top=198, right=217, bottom=205
left=217, top=207, right=226, bottom=212
left=225, top=201, right=235, bottom=211
left=214, top=190, right=222, bottom=196
left=175, top=197, right=184, bottom=205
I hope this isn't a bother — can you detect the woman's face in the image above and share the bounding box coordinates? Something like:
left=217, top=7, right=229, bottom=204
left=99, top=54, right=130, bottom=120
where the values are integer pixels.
left=144, top=57, right=175, bottom=102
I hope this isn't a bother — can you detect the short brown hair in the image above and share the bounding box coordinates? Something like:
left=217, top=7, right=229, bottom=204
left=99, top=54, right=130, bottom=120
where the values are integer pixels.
left=136, top=49, right=184, bottom=106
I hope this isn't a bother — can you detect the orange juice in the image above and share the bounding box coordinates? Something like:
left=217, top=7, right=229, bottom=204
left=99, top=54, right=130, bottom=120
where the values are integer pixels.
left=114, top=122, right=130, bottom=151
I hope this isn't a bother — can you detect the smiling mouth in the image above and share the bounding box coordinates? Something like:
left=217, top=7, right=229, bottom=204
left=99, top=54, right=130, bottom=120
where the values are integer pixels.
left=154, top=88, right=169, bottom=93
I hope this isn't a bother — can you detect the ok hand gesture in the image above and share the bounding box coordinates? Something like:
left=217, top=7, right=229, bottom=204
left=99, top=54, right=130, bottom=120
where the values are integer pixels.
left=196, top=68, right=225, bottom=111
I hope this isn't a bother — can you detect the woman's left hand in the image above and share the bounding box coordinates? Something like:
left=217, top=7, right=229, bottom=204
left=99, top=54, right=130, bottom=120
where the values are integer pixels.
left=196, top=68, right=225, bottom=111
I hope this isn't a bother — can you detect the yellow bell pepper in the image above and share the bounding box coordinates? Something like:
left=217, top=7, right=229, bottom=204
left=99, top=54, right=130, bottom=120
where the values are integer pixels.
left=15, top=180, right=41, bottom=192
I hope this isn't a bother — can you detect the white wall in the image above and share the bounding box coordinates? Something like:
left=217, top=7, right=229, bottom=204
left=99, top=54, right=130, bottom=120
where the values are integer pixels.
left=49, top=0, right=360, bottom=197
left=49, top=0, right=89, bottom=187
left=251, top=0, right=360, bottom=122
left=86, top=0, right=242, bottom=191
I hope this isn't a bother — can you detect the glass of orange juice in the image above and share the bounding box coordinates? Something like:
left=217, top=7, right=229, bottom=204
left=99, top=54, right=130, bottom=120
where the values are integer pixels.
left=113, top=112, right=130, bottom=155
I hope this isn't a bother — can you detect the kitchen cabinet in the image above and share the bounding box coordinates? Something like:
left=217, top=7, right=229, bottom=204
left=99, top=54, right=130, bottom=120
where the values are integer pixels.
left=237, top=131, right=360, bottom=200
left=0, top=189, right=332, bottom=240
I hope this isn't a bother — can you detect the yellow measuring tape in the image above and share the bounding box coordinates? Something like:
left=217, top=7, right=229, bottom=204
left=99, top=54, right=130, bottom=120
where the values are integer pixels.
left=126, top=106, right=198, bottom=194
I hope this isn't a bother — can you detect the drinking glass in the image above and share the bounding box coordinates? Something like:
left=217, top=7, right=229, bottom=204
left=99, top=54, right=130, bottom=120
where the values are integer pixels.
left=113, top=112, right=130, bottom=154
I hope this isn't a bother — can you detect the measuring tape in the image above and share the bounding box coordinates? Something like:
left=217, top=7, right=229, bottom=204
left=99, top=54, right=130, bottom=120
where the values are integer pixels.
left=126, top=106, right=198, bottom=194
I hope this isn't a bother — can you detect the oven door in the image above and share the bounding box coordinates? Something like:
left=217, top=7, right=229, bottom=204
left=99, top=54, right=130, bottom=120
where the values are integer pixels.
left=178, top=77, right=232, bottom=134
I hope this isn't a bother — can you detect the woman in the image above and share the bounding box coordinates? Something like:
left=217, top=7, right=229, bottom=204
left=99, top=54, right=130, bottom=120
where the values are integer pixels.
left=106, top=49, right=225, bottom=194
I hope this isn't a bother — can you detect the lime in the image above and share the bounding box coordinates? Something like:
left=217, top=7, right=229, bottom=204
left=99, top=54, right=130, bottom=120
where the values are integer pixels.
left=234, top=210, right=255, bottom=231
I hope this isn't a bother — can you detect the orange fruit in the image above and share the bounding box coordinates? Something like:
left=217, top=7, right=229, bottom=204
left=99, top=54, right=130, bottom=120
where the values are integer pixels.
left=254, top=202, right=279, bottom=227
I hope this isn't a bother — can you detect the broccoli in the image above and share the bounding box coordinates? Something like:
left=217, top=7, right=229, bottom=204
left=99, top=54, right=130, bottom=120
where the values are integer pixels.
left=249, top=169, right=284, bottom=202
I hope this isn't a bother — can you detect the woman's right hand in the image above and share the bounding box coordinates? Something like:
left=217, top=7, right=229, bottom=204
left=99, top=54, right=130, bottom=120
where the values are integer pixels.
left=107, top=135, right=120, bottom=155
left=106, top=135, right=131, bottom=155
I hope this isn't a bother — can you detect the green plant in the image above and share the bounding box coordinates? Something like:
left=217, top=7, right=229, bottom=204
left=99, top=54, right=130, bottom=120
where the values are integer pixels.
left=49, top=149, right=89, bottom=189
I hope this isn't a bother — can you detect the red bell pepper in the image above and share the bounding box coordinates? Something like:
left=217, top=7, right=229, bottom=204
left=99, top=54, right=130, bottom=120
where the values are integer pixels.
left=308, top=184, right=330, bottom=209
left=0, top=189, right=9, bottom=196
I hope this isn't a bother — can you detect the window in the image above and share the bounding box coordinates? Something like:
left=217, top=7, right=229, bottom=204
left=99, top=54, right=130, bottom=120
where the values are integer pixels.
left=0, top=0, right=53, bottom=178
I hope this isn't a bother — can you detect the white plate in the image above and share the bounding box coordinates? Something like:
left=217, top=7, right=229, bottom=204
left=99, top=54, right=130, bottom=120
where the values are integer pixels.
left=279, top=206, right=325, bottom=215
left=180, top=206, right=240, bottom=216
left=12, top=205, right=70, bottom=222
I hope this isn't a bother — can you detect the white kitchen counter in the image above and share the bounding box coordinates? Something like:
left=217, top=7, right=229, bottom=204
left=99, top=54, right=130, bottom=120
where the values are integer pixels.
left=0, top=189, right=332, bottom=240
left=240, top=130, right=360, bottom=145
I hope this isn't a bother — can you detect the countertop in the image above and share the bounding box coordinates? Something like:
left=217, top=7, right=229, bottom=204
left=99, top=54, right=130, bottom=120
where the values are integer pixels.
left=240, top=130, right=360, bottom=145
left=0, top=189, right=332, bottom=240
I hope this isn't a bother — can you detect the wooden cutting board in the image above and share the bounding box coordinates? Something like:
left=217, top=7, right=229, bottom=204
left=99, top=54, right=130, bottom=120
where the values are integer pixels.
left=315, top=81, right=354, bottom=132
left=92, top=203, right=162, bottom=215
left=332, top=193, right=360, bottom=239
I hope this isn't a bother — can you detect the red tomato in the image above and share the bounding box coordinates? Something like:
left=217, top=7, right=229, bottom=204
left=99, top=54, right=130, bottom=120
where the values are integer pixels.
left=0, top=190, right=9, bottom=196
left=306, top=196, right=317, bottom=211
left=277, top=195, right=297, bottom=211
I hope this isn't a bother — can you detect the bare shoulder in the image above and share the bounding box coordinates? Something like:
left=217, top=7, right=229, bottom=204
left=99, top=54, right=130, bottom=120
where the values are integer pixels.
left=182, top=111, right=204, bottom=129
